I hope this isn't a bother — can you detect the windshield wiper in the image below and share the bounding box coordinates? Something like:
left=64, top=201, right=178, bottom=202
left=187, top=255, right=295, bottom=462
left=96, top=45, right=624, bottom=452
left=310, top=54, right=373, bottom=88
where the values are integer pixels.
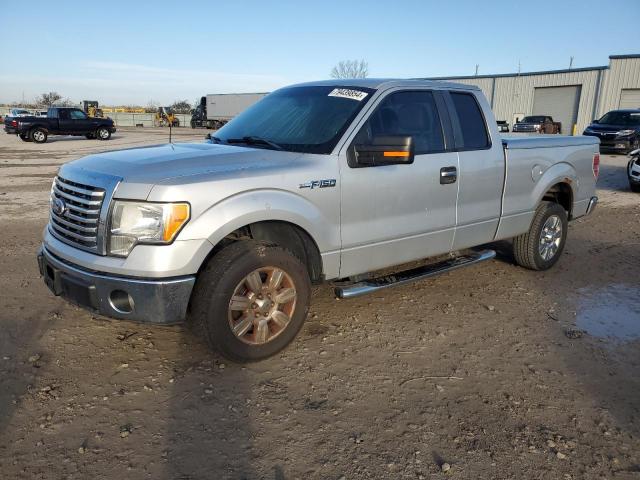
left=205, top=133, right=224, bottom=144
left=226, top=136, right=283, bottom=151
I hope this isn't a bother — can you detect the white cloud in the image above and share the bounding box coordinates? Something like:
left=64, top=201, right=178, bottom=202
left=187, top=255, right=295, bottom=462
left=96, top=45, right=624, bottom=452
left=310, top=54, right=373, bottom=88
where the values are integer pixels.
left=0, top=61, right=291, bottom=105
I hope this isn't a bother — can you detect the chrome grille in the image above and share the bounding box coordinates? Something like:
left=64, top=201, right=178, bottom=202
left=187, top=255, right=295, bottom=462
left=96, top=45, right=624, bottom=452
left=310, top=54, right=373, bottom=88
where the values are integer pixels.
left=49, top=175, right=105, bottom=252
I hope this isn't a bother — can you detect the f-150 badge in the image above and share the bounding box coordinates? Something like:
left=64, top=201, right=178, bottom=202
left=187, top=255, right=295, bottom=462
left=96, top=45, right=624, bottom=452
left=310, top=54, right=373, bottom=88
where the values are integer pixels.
left=299, top=179, right=336, bottom=189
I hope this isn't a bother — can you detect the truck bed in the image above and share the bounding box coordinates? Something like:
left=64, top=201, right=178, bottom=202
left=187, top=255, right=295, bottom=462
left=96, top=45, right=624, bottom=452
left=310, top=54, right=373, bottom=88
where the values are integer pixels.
left=496, top=134, right=599, bottom=241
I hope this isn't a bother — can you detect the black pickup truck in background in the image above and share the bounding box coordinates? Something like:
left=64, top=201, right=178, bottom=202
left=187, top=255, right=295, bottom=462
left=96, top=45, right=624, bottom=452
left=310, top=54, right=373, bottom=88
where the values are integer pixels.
left=3, top=107, right=116, bottom=143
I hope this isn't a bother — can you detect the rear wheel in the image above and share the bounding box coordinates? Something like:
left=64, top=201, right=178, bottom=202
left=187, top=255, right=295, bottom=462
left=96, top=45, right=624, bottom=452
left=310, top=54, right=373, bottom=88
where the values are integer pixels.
left=19, top=133, right=31, bottom=142
left=30, top=128, right=47, bottom=143
left=190, top=240, right=311, bottom=362
left=96, top=127, right=111, bottom=140
left=513, top=201, right=568, bottom=271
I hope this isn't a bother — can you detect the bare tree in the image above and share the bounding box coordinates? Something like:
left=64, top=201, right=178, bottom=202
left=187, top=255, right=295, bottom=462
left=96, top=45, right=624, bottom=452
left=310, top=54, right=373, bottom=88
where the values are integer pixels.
left=330, top=59, right=369, bottom=79
left=170, top=100, right=192, bottom=114
left=36, top=92, right=62, bottom=107
left=57, top=98, right=75, bottom=107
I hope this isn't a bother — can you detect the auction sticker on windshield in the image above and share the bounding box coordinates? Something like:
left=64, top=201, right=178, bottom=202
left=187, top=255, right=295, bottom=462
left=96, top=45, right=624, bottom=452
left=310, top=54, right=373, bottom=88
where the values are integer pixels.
left=328, top=88, right=368, bottom=101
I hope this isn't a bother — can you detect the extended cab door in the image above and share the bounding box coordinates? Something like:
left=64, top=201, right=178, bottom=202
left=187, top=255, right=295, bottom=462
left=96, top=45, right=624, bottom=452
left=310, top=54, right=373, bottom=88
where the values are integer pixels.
left=338, top=89, right=459, bottom=278
left=59, top=109, right=92, bottom=134
left=444, top=90, right=504, bottom=250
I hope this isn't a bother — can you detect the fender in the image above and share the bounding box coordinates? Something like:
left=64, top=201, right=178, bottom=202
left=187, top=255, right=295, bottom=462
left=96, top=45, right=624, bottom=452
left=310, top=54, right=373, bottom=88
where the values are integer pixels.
left=178, top=188, right=340, bottom=272
left=496, top=162, right=577, bottom=241
left=532, top=162, right=577, bottom=208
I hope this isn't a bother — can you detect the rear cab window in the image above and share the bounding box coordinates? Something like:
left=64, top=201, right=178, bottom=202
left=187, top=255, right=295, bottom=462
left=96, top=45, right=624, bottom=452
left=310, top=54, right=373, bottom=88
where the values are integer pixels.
left=449, top=91, right=490, bottom=150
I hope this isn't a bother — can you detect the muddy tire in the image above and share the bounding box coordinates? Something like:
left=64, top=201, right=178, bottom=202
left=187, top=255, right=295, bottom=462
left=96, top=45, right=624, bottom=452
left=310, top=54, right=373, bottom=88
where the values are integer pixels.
left=19, top=133, right=31, bottom=142
left=30, top=128, right=47, bottom=143
left=513, top=201, right=568, bottom=271
left=190, top=240, right=311, bottom=362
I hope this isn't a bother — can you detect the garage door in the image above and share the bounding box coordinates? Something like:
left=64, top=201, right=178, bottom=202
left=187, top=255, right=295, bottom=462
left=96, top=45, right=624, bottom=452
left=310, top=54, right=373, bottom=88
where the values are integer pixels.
left=533, top=86, right=582, bottom=135
left=619, top=89, right=640, bottom=109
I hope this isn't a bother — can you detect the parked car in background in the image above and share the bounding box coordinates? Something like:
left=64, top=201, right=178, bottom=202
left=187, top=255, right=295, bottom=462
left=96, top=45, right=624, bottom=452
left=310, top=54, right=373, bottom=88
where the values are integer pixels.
left=37, top=79, right=599, bottom=362
left=583, top=109, right=640, bottom=154
left=3, top=107, right=116, bottom=143
left=628, top=148, right=640, bottom=192
left=8, top=108, right=32, bottom=117
left=497, top=120, right=509, bottom=132
left=512, top=115, right=561, bottom=134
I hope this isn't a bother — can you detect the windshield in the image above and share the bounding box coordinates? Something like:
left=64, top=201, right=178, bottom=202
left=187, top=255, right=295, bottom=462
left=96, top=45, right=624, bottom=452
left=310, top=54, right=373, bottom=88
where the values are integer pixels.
left=521, top=116, right=545, bottom=123
left=213, top=85, right=375, bottom=154
left=598, top=111, right=640, bottom=126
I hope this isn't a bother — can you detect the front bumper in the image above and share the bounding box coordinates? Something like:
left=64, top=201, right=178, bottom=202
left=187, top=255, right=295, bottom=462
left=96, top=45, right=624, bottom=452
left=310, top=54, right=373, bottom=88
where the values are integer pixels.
left=37, top=246, right=196, bottom=324
left=583, top=132, right=633, bottom=151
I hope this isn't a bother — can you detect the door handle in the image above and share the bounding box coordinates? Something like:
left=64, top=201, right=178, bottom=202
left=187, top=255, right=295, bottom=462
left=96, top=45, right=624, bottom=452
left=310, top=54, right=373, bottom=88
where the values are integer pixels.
left=440, top=166, right=457, bottom=184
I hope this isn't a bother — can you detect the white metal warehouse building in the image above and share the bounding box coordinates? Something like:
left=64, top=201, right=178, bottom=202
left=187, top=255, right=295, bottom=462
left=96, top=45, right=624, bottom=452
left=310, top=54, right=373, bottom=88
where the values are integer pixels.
left=428, top=54, right=640, bottom=135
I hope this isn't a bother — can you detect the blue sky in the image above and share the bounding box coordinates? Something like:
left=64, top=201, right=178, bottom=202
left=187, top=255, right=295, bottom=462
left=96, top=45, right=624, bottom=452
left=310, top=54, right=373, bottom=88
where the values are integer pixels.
left=1, top=0, right=639, bottom=105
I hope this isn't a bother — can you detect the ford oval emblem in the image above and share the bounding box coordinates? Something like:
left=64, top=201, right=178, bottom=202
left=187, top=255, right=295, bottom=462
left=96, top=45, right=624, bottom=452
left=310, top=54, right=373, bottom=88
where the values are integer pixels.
left=52, top=197, right=67, bottom=216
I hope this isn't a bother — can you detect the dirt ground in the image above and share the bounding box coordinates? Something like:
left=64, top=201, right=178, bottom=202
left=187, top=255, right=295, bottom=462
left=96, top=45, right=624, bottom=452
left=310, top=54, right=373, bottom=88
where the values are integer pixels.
left=0, top=128, right=638, bottom=480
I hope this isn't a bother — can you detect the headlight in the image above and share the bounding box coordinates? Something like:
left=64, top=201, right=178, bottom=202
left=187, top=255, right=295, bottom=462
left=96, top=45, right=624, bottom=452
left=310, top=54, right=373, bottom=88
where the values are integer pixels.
left=583, top=127, right=594, bottom=134
left=617, top=129, right=636, bottom=137
left=108, top=201, right=190, bottom=256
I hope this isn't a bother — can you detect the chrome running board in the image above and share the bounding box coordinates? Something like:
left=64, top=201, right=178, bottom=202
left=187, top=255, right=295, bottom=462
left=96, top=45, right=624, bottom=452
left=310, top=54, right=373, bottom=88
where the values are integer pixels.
left=334, top=249, right=496, bottom=299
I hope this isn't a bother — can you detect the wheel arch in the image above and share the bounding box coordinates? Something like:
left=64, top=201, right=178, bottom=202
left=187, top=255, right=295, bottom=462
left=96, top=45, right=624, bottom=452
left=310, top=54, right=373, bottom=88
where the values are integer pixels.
left=534, top=163, right=578, bottom=219
left=199, top=220, right=324, bottom=284
left=542, top=181, right=574, bottom=218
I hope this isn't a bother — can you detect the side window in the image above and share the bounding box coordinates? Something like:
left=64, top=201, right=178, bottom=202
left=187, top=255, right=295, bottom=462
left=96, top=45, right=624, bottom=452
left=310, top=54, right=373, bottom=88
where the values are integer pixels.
left=69, top=110, right=87, bottom=120
left=450, top=92, right=489, bottom=150
left=355, top=91, right=445, bottom=155
left=58, top=109, right=70, bottom=120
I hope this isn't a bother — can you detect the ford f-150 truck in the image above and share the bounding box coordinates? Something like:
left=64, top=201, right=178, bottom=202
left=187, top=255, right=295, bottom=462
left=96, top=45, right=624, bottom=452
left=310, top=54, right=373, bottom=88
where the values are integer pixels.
left=4, top=106, right=115, bottom=143
left=37, top=79, right=599, bottom=362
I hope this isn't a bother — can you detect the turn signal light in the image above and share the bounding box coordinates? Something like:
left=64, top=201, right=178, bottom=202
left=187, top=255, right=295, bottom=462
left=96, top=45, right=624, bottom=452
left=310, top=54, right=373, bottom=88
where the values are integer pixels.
left=163, top=203, right=190, bottom=242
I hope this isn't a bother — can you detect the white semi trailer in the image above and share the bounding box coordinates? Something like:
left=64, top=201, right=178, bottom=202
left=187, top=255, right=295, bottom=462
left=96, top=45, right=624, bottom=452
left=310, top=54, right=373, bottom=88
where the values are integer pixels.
left=190, top=93, right=268, bottom=129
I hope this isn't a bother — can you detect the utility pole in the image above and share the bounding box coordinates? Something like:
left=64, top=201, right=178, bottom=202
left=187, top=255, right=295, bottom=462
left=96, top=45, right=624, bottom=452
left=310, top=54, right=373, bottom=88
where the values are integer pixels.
left=474, top=64, right=479, bottom=76
left=569, top=56, right=574, bottom=69
left=517, top=60, right=521, bottom=75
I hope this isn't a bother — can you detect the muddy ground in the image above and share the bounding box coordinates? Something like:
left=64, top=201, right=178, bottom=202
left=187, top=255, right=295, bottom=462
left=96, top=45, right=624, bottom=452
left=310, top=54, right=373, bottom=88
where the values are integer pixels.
left=0, top=129, right=638, bottom=480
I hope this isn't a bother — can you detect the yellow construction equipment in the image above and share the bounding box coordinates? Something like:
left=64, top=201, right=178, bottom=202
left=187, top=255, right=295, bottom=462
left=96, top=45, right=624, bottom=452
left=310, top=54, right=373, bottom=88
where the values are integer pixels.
left=154, top=107, right=180, bottom=127
left=81, top=100, right=103, bottom=118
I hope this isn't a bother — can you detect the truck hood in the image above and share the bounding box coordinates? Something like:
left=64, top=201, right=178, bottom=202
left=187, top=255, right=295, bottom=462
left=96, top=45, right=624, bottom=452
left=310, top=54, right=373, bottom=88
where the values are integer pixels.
left=61, top=142, right=302, bottom=200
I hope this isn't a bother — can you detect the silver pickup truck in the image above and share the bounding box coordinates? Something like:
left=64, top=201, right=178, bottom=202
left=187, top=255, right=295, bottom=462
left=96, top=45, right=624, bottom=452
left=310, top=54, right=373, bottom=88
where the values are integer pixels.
left=38, top=79, right=600, bottom=362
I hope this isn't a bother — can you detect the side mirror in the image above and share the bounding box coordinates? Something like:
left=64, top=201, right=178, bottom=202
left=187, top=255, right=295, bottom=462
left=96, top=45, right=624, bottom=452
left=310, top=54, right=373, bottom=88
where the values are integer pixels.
left=351, top=135, right=414, bottom=167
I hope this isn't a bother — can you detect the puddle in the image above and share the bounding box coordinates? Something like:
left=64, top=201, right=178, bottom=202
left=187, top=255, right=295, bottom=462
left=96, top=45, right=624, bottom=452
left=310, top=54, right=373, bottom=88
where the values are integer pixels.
left=575, top=284, right=640, bottom=342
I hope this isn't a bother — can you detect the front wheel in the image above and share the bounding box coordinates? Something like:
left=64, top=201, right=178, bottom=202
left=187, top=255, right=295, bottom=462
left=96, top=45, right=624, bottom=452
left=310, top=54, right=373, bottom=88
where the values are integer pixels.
left=513, top=201, right=568, bottom=270
left=96, top=127, right=111, bottom=140
left=190, top=240, right=311, bottom=362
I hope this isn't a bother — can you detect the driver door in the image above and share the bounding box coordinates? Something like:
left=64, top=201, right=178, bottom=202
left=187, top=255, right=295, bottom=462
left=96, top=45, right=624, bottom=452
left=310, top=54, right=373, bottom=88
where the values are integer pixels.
left=338, top=89, right=459, bottom=278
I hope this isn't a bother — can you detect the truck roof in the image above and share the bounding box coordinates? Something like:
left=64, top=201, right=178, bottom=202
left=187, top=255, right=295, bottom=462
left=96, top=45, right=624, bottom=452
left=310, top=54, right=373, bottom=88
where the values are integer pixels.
left=288, top=78, right=480, bottom=91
